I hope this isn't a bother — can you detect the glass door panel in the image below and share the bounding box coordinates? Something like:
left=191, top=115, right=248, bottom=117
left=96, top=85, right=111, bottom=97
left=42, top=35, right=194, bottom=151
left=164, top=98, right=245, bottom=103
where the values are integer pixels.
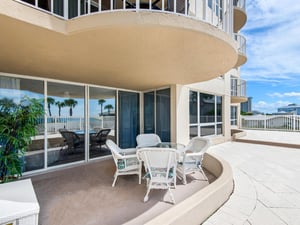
left=47, top=82, right=85, bottom=167
left=0, top=76, right=44, bottom=173
left=144, top=91, right=155, bottom=133
left=118, top=91, right=140, bottom=148
left=156, top=88, right=170, bottom=142
left=89, top=87, right=116, bottom=159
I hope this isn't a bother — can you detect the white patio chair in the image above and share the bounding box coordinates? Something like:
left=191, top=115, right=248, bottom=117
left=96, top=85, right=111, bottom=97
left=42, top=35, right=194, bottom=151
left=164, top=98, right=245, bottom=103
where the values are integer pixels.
left=137, top=148, right=177, bottom=204
left=106, top=140, right=141, bottom=187
left=177, top=137, right=211, bottom=185
left=136, top=133, right=161, bottom=148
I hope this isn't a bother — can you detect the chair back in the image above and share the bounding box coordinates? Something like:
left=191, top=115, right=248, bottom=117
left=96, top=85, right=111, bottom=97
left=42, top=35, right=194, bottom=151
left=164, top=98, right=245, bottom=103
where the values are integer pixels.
left=96, top=129, right=111, bottom=143
left=136, top=133, right=161, bottom=148
left=59, top=130, right=80, bottom=147
left=137, top=148, right=177, bottom=180
left=185, top=137, right=211, bottom=153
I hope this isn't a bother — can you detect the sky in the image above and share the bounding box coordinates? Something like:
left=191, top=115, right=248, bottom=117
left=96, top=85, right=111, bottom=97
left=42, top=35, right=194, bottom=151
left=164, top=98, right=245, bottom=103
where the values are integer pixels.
left=241, top=0, right=300, bottom=113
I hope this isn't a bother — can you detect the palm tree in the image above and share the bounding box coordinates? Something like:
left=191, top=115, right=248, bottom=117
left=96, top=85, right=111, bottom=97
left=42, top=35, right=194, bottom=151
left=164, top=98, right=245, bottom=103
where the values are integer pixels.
left=98, top=99, right=106, bottom=116
left=55, top=101, right=65, bottom=117
left=104, top=104, right=114, bottom=115
left=47, top=97, right=55, bottom=117
left=64, top=99, right=78, bottom=117
left=0, top=98, right=16, bottom=112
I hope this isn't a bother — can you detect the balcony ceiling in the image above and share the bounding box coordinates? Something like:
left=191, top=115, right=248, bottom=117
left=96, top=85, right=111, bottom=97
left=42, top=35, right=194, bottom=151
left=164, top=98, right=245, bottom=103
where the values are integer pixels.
left=0, top=2, right=238, bottom=91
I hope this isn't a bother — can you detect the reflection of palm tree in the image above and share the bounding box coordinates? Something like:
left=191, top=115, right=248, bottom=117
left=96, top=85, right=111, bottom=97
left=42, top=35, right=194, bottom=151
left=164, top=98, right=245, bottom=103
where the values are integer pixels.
left=98, top=99, right=106, bottom=116
left=55, top=101, right=65, bottom=117
left=104, top=104, right=113, bottom=115
left=64, top=99, right=78, bottom=117
left=47, top=97, right=55, bottom=117
left=0, top=98, right=16, bottom=112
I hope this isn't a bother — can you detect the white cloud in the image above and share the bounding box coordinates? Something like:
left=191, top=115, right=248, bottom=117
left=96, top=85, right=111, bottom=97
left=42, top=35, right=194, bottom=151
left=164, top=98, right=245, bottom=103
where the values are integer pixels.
left=253, top=100, right=292, bottom=113
left=268, top=92, right=300, bottom=98
left=241, top=1, right=300, bottom=85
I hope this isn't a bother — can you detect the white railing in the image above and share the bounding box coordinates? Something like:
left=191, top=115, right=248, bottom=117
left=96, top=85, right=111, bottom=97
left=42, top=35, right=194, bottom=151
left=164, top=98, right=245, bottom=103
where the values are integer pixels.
left=234, top=33, right=246, bottom=56
left=15, top=0, right=233, bottom=35
left=233, top=0, right=246, bottom=11
left=240, top=115, right=300, bottom=132
left=36, top=116, right=115, bottom=134
left=231, top=77, right=246, bottom=97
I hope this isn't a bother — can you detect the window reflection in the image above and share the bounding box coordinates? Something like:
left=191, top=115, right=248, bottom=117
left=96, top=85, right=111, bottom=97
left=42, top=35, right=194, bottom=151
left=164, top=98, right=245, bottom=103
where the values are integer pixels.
left=47, top=82, right=85, bottom=167
left=89, top=87, right=115, bottom=159
left=0, top=76, right=44, bottom=172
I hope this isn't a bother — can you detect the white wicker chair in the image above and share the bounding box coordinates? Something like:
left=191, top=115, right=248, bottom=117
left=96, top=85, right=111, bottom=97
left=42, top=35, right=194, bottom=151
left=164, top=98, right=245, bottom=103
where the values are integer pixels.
left=177, top=137, right=211, bottom=185
left=137, top=148, right=177, bottom=204
left=136, top=133, right=161, bottom=148
left=106, top=140, right=141, bottom=187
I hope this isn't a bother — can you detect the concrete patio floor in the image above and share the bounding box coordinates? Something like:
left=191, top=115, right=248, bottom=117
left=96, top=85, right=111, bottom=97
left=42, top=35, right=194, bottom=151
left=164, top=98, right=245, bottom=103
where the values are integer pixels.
left=31, top=158, right=215, bottom=225
left=30, top=130, right=300, bottom=225
left=204, top=130, right=300, bottom=225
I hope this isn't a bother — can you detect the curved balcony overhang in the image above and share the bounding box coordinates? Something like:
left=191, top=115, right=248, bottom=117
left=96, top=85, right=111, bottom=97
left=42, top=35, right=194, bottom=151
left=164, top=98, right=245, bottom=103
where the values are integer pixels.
left=234, top=33, right=247, bottom=67
left=0, top=1, right=238, bottom=91
left=231, top=77, right=247, bottom=103
left=231, top=96, right=247, bottom=103
left=234, top=8, right=247, bottom=33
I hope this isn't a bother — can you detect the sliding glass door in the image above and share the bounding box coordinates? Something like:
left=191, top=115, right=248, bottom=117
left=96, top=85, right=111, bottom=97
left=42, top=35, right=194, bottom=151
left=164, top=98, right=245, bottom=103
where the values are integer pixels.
left=47, top=82, right=85, bottom=167
left=143, top=88, right=170, bottom=142
left=89, top=87, right=116, bottom=159
left=118, top=91, right=140, bottom=148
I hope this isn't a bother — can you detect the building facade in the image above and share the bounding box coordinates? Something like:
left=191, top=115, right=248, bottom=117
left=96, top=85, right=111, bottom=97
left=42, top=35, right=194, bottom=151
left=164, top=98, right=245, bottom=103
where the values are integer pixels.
left=278, top=104, right=300, bottom=115
left=0, top=0, right=247, bottom=174
left=241, top=96, right=252, bottom=113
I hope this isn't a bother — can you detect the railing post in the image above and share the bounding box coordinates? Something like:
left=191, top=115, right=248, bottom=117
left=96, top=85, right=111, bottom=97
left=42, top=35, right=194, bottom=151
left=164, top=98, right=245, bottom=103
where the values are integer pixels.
left=293, top=114, right=296, bottom=131
left=264, top=114, right=266, bottom=130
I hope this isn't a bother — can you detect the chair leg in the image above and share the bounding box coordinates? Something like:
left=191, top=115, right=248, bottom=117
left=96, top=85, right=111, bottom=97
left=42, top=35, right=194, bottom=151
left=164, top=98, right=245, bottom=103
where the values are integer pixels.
left=138, top=164, right=142, bottom=184
left=112, top=172, right=118, bottom=187
left=199, top=167, right=208, bottom=181
left=144, top=185, right=151, bottom=202
left=168, top=187, right=176, bottom=204
left=183, top=170, right=187, bottom=185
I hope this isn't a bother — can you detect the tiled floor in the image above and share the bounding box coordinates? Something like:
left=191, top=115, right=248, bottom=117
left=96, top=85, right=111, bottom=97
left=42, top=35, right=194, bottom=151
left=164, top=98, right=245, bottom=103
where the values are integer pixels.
left=204, top=136, right=300, bottom=225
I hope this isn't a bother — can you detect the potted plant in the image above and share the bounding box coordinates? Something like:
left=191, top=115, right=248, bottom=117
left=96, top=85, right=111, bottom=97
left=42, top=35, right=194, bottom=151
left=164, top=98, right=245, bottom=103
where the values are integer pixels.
left=0, top=96, right=44, bottom=183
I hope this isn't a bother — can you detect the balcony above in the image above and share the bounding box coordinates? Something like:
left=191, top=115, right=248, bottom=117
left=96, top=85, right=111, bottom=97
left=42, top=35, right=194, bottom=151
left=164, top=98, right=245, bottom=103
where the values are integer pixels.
left=231, top=77, right=247, bottom=103
left=0, top=0, right=238, bottom=91
left=234, top=33, right=247, bottom=67
left=233, top=0, right=247, bottom=32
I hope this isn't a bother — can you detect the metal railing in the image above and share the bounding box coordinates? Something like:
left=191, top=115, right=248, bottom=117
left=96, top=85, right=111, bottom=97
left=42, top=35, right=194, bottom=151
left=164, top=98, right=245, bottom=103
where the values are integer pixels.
left=240, top=115, right=300, bottom=132
left=234, top=33, right=246, bottom=56
left=231, top=77, right=246, bottom=97
left=233, top=0, right=246, bottom=11
left=15, top=0, right=234, bottom=35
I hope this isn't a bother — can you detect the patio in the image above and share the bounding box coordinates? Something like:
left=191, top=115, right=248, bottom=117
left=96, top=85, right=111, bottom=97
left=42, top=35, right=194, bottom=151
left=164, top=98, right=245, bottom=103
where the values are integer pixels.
left=31, top=158, right=216, bottom=225
left=204, top=130, right=300, bottom=225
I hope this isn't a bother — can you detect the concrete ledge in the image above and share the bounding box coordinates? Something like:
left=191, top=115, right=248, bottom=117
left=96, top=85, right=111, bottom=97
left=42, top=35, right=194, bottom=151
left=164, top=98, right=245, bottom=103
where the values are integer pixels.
left=235, top=138, right=300, bottom=149
left=231, top=129, right=247, bottom=141
left=145, top=153, right=234, bottom=225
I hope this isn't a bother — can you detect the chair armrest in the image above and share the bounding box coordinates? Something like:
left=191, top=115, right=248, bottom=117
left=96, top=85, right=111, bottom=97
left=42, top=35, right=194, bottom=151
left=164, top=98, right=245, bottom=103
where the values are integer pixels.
left=185, top=152, right=204, bottom=157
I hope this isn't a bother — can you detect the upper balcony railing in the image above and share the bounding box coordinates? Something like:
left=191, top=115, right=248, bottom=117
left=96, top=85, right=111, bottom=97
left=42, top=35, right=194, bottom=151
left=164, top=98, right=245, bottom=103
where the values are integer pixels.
left=233, top=0, right=246, bottom=11
left=234, top=33, right=246, bottom=56
left=231, top=77, right=246, bottom=97
left=16, top=0, right=234, bottom=35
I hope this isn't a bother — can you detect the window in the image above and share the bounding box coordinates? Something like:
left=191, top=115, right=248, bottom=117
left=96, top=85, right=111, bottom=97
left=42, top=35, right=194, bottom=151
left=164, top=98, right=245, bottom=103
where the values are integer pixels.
left=144, top=88, right=171, bottom=142
left=189, top=91, right=223, bottom=138
left=231, top=106, right=238, bottom=126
